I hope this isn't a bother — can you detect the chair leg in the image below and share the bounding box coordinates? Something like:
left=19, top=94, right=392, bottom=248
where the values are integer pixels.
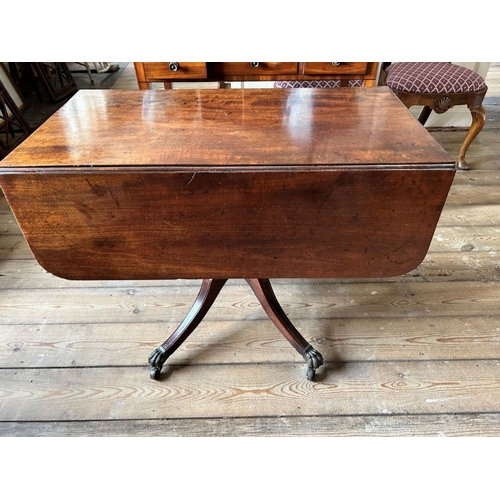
left=418, top=106, right=433, bottom=125
left=457, top=105, right=486, bottom=170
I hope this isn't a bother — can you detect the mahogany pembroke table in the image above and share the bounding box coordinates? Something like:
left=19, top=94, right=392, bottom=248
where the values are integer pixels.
left=0, top=87, right=455, bottom=381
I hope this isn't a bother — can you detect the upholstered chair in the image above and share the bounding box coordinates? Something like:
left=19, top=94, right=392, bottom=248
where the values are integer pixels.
left=381, top=62, right=488, bottom=170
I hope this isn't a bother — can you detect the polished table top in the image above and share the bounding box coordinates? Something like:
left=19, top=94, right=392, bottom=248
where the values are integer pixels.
left=1, top=87, right=453, bottom=168
left=0, top=87, right=455, bottom=281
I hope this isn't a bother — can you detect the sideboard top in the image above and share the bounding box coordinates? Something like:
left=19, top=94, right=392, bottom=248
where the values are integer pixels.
left=0, top=87, right=454, bottom=171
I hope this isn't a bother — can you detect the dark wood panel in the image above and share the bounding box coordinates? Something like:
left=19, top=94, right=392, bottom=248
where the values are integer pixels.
left=0, top=88, right=454, bottom=168
left=303, top=62, right=368, bottom=75
left=0, top=168, right=454, bottom=279
left=141, top=62, right=207, bottom=80
left=212, top=62, right=298, bottom=77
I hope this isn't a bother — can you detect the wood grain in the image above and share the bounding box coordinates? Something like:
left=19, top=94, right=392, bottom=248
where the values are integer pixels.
left=2, top=360, right=500, bottom=421
left=0, top=169, right=454, bottom=280
left=3, top=413, right=500, bottom=437
left=1, top=314, right=499, bottom=368
left=302, top=62, right=368, bottom=75
left=0, top=88, right=453, bottom=168
left=2, top=281, right=499, bottom=325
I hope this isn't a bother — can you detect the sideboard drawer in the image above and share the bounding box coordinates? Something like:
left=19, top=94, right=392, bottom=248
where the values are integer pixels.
left=303, top=62, right=368, bottom=75
left=134, top=62, right=379, bottom=89
left=142, top=62, right=207, bottom=80
left=213, top=62, right=299, bottom=78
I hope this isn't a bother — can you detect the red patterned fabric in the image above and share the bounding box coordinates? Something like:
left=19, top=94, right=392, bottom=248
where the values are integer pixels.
left=275, top=79, right=364, bottom=88
left=385, top=62, right=486, bottom=93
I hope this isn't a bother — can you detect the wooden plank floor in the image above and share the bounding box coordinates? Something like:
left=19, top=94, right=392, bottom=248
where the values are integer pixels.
left=1, top=63, right=500, bottom=436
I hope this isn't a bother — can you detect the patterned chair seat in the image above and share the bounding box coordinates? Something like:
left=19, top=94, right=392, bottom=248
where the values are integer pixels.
left=381, top=62, right=488, bottom=170
left=385, top=62, right=486, bottom=94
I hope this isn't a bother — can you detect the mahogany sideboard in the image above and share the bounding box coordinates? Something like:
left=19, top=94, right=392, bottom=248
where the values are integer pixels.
left=0, top=87, right=455, bottom=381
left=133, top=62, right=380, bottom=89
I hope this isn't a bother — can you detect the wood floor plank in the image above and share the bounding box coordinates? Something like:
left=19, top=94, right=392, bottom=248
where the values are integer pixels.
left=409, top=252, right=500, bottom=282
left=429, top=226, right=500, bottom=252
left=450, top=170, right=500, bottom=186
left=3, top=413, right=500, bottom=437
left=445, top=186, right=500, bottom=206
left=1, top=281, right=499, bottom=326
left=1, top=314, right=499, bottom=368
left=1, top=360, right=500, bottom=421
left=448, top=173, right=500, bottom=189
left=0, top=234, right=33, bottom=260
left=439, top=205, right=500, bottom=227
left=0, top=194, right=11, bottom=213
left=0, top=214, right=20, bottom=235
left=430, top=129, right=500, bottom=169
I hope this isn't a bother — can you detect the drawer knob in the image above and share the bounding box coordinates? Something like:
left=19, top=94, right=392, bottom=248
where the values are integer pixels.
left=332, top=62, right=341, bottom=66
left=169, top=62, right=179, bottom=72
left=250, top=62, right=260, bottom=68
